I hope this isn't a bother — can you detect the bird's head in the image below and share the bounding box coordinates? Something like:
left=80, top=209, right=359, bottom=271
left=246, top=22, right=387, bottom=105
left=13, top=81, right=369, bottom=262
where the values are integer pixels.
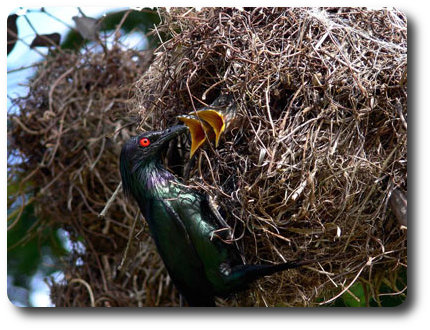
left=120, top=125, right=188, bottom=196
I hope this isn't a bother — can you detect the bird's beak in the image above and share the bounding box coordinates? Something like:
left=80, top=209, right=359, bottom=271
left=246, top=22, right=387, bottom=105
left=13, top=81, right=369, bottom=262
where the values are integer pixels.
left=157, top=125, right=188, bottom=149
left=192, top=109, right=225, bottom=147
left=178, top=109, right=225, bottom=158
left=177, top=115, right=213, bottom=158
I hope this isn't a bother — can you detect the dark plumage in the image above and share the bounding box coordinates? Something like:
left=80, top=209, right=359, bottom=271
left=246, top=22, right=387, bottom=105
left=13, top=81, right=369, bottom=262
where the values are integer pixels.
left=120, top=125, right=322, bottom=306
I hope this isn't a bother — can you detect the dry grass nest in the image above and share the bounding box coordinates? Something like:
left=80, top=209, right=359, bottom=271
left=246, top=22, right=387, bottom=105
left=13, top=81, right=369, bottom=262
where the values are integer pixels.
left=7, top=45, right=179, bottom=307
left=8, top=7, right=407, bottom=307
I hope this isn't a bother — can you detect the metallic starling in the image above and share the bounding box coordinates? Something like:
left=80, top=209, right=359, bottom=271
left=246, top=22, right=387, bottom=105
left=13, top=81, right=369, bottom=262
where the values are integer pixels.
left=120, top=125, right=322, bottom=306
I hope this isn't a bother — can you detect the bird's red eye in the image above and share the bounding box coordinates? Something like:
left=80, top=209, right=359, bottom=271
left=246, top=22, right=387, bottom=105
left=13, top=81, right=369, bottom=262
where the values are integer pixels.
left=139, top=138, right=150, bottom=147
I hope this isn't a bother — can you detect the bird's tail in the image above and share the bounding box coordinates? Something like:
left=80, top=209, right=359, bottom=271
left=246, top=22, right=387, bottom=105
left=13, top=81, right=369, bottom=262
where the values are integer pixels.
left=186, top=296, right=216, bottom=307
left=230, top=257, right=330, bottom=284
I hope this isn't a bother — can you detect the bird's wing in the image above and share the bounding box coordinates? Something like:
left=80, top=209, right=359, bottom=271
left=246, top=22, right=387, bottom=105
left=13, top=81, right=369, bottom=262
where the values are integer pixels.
left=154, top=197, right=217, bottom=304
left=157, top=196, right=194, bottom=246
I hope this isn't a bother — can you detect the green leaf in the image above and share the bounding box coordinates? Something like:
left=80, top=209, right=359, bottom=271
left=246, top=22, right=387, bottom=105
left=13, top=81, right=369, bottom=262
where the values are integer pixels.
left=341, top=282, right=368, bottom=307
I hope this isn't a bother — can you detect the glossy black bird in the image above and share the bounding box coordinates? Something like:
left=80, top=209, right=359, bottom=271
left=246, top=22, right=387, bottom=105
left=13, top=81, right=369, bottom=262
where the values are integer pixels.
left=120, top=125, right=322, bottom=306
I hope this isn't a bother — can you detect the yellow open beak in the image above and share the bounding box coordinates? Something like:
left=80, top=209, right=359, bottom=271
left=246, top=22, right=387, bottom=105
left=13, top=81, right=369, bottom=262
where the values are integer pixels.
left=178, top=115, right=212, bottom=158
left=178, top=109, right=226, bottom=158
left=192, top=109, right=225, bottom=147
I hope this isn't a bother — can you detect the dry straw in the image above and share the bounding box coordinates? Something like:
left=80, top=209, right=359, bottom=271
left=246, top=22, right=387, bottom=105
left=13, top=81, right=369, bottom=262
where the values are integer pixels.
left=8, top=7, right=407, bottom=307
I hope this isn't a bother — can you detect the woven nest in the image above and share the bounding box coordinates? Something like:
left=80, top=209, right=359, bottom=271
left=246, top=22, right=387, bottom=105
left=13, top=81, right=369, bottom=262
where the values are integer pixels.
left=8, top=7, right=407, bottom=307
left=7, top=46, right=180, bottom=307
left=134, top=7, right=407, bottom=306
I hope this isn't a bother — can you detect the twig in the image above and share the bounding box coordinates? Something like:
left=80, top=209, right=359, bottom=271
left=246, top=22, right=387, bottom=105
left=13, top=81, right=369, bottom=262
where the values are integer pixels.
left=99, top=182, right=122, bottom=218
left=319, top=262, right=366, bottom=305
left=118, top=210, right=139, bottom=276
left=70, top=278, right=96, bottom=307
